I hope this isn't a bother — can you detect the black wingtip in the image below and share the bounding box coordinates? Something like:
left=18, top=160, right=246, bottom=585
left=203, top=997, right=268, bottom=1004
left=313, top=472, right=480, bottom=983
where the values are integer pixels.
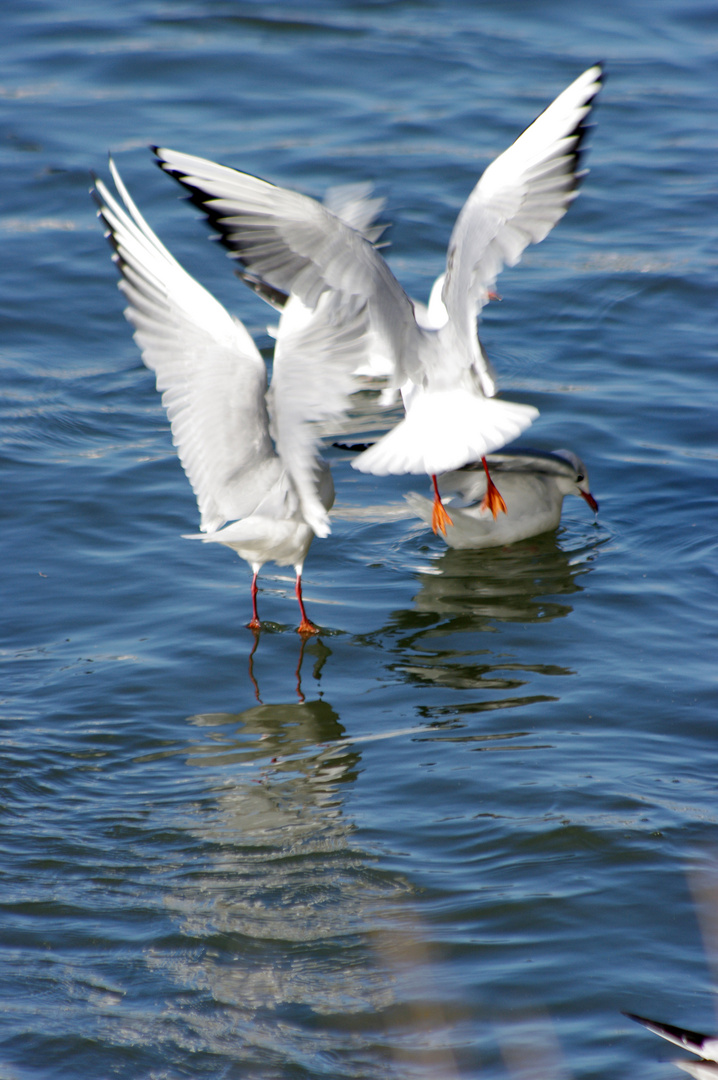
left=152, top=155, right=174, bottom=181
left=332, top=441, right=376, bottom=453
left=89, top=170, right=106, bottom=216
left=150, top=146, right=174, bottom=177
left=563, top=63, right=604, bottom=191
left=623, top=1011, right=711, bottom=1052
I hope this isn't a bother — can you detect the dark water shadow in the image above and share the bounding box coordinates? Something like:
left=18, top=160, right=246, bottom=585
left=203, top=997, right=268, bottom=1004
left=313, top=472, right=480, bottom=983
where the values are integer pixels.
left=403, top=529, right=601, bottom=632
left=355, top=530, right=607, bottom=719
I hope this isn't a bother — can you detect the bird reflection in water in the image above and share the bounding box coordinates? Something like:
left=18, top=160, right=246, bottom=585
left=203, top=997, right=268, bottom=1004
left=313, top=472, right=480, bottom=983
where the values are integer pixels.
left=145, top=661, right=467, bottom=1078
left=410, top=533, right=588, bottom=623
left=366, top=530, right=606, bottom=723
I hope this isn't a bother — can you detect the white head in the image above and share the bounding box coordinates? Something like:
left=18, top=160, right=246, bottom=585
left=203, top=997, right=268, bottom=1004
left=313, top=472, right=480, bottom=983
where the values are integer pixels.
left=552, top=449, right=598, bottom=512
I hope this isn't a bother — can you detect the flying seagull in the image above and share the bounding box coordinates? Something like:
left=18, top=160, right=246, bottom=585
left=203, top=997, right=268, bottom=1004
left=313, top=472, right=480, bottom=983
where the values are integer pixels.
left=152, top=63, right=602, bottom=535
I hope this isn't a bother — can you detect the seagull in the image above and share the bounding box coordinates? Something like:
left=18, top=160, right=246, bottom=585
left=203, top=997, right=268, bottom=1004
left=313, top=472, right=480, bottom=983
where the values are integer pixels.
left=404, top=448, right=598, bottom=548
left=152, top=63, right=602, bottom=536
left=625, top=1012, right=718, bottom=1079
left=92, top=159, right=368, bottom=634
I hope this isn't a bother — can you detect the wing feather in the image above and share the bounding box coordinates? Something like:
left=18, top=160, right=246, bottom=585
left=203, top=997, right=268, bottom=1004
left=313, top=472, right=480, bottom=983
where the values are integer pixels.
left=269, top=293, right=370, bottom=537
left=92, top=159, right=279, bottom=533
left=153, top=147, right=421, bottom=382
left=441, top=64, right=602, bottom=362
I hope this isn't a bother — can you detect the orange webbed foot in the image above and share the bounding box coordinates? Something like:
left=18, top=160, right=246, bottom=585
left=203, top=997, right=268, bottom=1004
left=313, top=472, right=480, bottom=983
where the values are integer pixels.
left=480, top=482, right=507, bottom=520
left=295, top=575, right=319, bottom=635
left=431, top=498, right=454, bottom=535
left=480, top=458, right=507, bottom=521
left=431, top=475, right=454, bottom=535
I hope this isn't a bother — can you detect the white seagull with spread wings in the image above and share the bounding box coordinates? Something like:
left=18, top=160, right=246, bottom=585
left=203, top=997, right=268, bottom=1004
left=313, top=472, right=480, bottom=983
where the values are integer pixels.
left=153, top=63, right=602, bottom=535
left=93, top=159, right=368, bottom=633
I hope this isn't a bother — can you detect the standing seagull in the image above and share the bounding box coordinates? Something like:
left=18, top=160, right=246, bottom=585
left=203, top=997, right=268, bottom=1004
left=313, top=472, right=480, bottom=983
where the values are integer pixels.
left=152, top=63, right=602, bottom=536
left=92, top=159, right=368, bottom=633
left=626, top=1012, right=718, bottom=1079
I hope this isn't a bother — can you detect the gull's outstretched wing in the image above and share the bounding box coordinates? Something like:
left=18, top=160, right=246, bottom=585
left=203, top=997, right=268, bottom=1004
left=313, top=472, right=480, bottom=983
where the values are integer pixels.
left=92, top=158, right=280, bottom=533
left=269, top=292, right=370, bottom=537
left=625, top=1013, right=718, bottom=1062
left=240, top=180, right=389, bottom=325
left=441, top=64, right=602, bottom=370
left=152, top=147, right=420, bottom=382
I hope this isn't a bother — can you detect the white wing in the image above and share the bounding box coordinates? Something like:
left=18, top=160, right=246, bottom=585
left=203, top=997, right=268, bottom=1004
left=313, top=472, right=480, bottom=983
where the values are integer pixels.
left=441, top=64, right=602, bottom=373
left=241, top=179, right=390, bottom=338
left=269, top=292, right=370, bottom=537
left=153, top=147, right=422, bottom=383
left=675, top=1062, right=718, bottom=1079
left=322, top=181, right=389, bottom=246
left=93, top=158, right=280, bottom=533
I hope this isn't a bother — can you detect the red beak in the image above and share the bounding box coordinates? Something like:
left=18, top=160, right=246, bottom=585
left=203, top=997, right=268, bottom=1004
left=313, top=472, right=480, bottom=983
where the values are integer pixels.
left=580, top=490, right=599, bottom=513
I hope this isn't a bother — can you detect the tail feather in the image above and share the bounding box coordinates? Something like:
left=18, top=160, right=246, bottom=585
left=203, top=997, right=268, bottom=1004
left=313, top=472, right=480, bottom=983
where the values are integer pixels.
left=352, top=389, right=538, bottom=476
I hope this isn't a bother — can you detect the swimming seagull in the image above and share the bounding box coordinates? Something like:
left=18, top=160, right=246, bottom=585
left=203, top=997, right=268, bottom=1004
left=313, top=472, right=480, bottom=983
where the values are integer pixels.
left=404, top=448, right=598, bottom=548
left=92, top=159, right=368, bottom=633
left=625, top=1012, right=718, bottom=1079
left=152, top=63, right=602, bottom=536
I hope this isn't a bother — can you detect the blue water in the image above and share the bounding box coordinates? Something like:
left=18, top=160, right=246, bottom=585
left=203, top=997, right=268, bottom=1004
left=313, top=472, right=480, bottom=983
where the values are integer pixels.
left=2, top=1, right=718, bottom=1077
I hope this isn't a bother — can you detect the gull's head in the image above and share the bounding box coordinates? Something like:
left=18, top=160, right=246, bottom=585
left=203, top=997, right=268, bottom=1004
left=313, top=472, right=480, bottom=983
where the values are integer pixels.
left=552, top=449, right=599, bottom=513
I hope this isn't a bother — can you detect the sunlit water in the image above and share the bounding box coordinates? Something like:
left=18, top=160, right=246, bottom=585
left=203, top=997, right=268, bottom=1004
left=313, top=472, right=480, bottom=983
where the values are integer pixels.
left=2, top=1, right=718, bottom=1077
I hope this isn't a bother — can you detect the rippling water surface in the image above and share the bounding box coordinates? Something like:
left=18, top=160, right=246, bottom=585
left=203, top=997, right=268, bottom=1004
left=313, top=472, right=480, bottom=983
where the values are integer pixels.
left=2, top=1, right=718, bottom=1077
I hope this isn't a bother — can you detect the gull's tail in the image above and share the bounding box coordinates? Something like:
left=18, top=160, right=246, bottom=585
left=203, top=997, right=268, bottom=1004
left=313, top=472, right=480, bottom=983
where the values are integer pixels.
left=352, top=387, right=538, bottom=477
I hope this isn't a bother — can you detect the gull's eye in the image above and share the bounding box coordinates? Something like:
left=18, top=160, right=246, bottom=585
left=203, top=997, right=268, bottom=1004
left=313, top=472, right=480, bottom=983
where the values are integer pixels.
left=576, top=473, right=584, bottom=482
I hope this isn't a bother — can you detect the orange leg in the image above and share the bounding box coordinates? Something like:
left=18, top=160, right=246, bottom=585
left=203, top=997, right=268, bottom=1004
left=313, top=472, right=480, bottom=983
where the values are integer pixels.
left=479, top=456, right=507, bottom=520
left=431, top=474, right=454, bottom=535
left=296, top=573, right=319, bottom=636
left=247, top=570, right=262, bottom=631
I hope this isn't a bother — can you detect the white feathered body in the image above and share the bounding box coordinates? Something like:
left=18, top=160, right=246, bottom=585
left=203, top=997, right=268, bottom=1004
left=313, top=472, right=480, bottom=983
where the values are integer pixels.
left=185, top=462, right=334, bottom=571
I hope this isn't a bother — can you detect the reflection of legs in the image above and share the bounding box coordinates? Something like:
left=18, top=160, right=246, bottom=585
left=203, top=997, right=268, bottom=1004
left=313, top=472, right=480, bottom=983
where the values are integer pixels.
left=249, top=630, right=327, bottom=705
left=295, top=634, right=307, bottom=703
left=431, top=474, right=454, bottom=535
left=248, top=629, right=262, bottom=703
left=480, top=456, right=507, bottom=520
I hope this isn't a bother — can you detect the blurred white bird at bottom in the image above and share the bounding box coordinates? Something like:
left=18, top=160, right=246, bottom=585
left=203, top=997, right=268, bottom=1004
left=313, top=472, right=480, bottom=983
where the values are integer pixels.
left=405, top=448, right=598, bottom=549
left=92, top=159, right=368, bottom=634
left=625, top=1012, right=718, bottom=1080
